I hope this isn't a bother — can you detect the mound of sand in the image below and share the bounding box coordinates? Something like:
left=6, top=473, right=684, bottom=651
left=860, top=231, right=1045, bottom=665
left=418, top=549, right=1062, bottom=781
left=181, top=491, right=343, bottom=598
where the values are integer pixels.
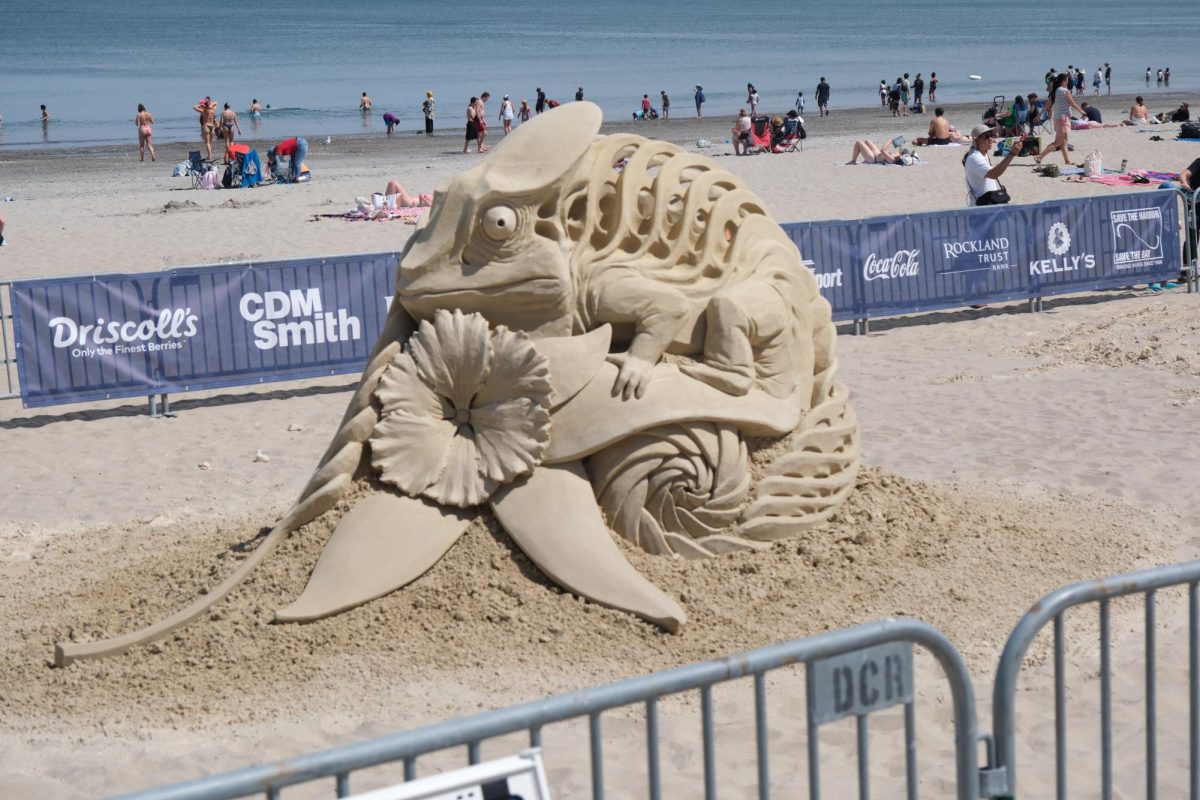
left=0, top=466, right=1167, bottom=738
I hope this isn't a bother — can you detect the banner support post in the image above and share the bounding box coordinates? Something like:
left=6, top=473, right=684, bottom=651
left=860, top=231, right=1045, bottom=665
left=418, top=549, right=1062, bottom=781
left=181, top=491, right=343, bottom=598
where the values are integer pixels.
left=148, top=393, right=175, bottom=419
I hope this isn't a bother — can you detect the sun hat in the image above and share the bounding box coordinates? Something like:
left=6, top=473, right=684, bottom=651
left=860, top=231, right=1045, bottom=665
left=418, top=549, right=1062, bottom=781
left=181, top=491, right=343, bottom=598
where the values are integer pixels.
left=503, top=94, right=509, bottom=99
left=969, top=124, right=998, bottom=139
left=426, top=91, right=433, bottom=97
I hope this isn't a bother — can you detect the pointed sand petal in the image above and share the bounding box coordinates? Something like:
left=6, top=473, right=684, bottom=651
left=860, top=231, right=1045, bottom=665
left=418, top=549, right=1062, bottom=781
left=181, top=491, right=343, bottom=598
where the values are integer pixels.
left=275, top=493, right=469, bottom=622
left=490, top=462, right=686, bottom=632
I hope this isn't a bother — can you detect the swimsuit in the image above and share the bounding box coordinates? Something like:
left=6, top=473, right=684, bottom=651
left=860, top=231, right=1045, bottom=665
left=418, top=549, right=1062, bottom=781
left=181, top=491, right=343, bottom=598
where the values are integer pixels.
left=927, top=136, right=951, bottom=145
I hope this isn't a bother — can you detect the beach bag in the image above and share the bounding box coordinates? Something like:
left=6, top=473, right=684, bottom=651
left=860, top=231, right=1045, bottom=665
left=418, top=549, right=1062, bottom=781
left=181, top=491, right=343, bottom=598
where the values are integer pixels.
left=1181, top=121, right=1200, bottom=139
left=974, top=185, right=1011, bottom=206
left=201, top=169, right=219, bottom=190
left=1083, top=150, right=1103, bottom=177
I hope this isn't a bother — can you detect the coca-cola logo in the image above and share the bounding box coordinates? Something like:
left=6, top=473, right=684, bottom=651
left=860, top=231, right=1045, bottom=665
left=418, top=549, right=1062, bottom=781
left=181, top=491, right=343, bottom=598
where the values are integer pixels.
left=863, top=249, right=920, bottom=282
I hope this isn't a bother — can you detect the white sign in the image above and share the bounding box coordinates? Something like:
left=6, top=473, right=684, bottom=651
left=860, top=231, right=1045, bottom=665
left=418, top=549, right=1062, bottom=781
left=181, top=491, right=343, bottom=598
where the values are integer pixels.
left=1110, top=206, right=1164, bottom=270
left=346, top=749, right=551, bottom=800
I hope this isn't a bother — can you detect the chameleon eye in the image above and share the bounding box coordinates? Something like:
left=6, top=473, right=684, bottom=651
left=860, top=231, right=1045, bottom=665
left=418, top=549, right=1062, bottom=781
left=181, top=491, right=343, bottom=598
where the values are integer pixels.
left=481, top=205, right=518, bottom=241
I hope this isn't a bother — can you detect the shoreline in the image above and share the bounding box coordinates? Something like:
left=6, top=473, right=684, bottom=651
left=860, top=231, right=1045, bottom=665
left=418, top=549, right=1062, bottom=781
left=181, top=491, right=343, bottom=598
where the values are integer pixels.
left=0, top=90, right=1192, bottom=163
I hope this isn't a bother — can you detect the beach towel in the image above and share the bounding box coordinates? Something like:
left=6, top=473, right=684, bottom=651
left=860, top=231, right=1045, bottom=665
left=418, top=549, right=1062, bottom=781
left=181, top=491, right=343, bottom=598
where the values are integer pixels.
left=313, top=206, right=430, bottom=223
left=240, top=150, right=262, bottom=188
left=1085, top=170, right=1178, bottom=188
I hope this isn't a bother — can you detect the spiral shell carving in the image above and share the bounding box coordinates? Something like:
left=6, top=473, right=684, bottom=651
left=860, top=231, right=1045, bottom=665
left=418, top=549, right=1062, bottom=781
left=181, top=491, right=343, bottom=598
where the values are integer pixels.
left=588, top=422, right=758, bottom=559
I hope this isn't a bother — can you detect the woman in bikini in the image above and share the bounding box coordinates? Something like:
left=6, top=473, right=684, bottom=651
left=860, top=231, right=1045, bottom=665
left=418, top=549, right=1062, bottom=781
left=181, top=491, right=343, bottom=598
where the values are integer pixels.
left=194, top=97, right=217, bottom=160
left=220, top=103, right=242, bottom=151
left=384, top=180, right=434, bottom=207
left=135, top=104, right=156, bottom=162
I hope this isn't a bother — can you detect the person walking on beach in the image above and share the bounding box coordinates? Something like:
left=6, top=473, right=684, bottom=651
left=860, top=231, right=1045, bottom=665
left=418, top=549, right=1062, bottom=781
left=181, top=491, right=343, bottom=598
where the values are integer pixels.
left=815, top=77, right=830, bottom=116
left=1092, top=66, right=1102, bottom=96
left=517, top=99, right=532, bottom=124
left=661, top=91, right=670, bottom=120
left=422, top=91, right=435, bottom=135
left=499, top=94, right=514, bottom=135
left=964, top=124, right=1020, bottom=206
left=900, top=73, right=910, bottom=115
left=194, top=97, right=216, bottom=160
left=1104, top=63, right=1112, bottom=94
left=135, top=103, right=156, bottom=162
left=746, top=83, right=759, bottom=116
left=929, top=72, right=938, bottom=101
left=693, top=85, right=705, bottom=118
left=913, top=73, right=925, bottom=108
left=1037, top=72, right=1086, bottom=166
left=796, top=91, right=805, bottom=116
left=1164, top=67, right=1171, bottom=87
left=575, top=86, right=584, bottom=101
left=879, top=80, right=888, bottom=107
left=535, top=87, right=546, bottom=114
left=464, top=96, right=480, bottom=153
left=220, top=103, right=241, bottom=150
left=267, top=137, right=308, bottom=182
left=477, top=92, right=491, bottom=150
left=360, top=92, right=373, bottom=112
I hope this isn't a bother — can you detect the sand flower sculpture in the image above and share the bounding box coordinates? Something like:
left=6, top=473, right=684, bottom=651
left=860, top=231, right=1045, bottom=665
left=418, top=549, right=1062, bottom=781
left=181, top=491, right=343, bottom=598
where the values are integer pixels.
left=370, top=310, right=553, bottom=508
left=56, top=103, right=860, bottom=665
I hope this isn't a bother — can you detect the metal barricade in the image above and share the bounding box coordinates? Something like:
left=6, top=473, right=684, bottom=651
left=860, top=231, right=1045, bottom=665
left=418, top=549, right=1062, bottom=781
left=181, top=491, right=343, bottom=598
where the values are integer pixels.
left=1182, top=188, right=1200, bottom=292
left=987, top=559, right=1200, bottom=799
left=114, top=618, right=980, bottom=800
left=0, top=281, right=17, bottom=400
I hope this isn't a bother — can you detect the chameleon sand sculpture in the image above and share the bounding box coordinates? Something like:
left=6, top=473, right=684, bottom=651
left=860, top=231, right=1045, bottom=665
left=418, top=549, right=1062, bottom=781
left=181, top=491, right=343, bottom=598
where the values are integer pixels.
left=55, top=102, right=860, bottom=665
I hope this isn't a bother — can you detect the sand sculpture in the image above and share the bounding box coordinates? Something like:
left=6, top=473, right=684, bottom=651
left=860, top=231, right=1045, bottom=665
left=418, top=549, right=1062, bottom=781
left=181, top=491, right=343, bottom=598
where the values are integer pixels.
left=55, top=102, right=860, bottom=665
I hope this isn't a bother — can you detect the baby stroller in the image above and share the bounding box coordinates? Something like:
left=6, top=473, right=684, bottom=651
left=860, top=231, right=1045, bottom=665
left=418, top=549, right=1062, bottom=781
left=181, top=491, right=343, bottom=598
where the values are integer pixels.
left=982, top=95, right=1005, bottom=128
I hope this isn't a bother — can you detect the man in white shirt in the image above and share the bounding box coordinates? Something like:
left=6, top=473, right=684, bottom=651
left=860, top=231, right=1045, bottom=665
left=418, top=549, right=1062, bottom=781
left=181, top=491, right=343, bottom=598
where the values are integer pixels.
left=963, top=124, right=1023, bottom=206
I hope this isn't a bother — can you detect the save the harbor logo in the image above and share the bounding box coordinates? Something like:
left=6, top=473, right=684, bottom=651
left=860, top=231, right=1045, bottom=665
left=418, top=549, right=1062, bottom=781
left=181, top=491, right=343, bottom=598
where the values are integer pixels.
left=1029, top=220, right=1095, bottom=275
left=48, top=307, right=199, bottom=359
left=862, top=249, right=920, bottom=282
left=239, top=288, right=362, bottom=350
left=1109, top=206, right=1164, bottom=270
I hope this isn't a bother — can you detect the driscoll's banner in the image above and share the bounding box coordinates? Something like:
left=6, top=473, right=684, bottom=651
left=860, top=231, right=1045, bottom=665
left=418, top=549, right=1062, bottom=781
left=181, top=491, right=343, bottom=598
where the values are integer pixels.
left=12, top=253, right=398, bottom=407
left=784, top=191, right=1181, bottom=321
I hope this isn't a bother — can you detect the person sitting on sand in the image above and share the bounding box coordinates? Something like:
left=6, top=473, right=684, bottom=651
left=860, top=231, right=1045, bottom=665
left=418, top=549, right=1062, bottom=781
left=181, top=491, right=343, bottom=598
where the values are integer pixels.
left=846, top=138, right=901, bottom=164
left=1181, top=156, right=1200, bottom=192
left=914, top=107, right=967, bottom=145
left=731, top=108, right=752, bottom=155
left=1124, top=96, right=1150, bottom=126
left=384, top=181, right=434, bottom=208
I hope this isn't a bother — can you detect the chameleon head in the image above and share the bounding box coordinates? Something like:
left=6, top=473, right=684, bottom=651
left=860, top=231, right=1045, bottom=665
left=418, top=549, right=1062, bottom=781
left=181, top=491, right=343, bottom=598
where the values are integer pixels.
left=398, top=103, right=605, bottom=338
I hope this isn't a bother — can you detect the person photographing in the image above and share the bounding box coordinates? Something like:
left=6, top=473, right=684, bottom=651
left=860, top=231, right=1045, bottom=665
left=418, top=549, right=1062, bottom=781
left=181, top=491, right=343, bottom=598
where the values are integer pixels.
left=964, top=124, right=1021, bottom=206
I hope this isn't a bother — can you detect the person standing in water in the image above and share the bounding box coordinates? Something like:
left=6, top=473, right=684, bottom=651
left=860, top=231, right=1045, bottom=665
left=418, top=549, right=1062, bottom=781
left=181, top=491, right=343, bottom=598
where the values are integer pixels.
left=135, top=103, right=156, bottom=162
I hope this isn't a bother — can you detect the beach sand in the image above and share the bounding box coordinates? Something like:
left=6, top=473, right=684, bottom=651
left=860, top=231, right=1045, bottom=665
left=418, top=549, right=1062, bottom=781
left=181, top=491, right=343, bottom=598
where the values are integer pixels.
left=2, top=94, right=1199, bottom=797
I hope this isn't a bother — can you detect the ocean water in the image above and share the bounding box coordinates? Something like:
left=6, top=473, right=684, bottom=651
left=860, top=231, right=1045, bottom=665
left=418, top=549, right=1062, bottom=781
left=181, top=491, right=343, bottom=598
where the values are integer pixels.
left=0, top=0, right=1195, bottom=149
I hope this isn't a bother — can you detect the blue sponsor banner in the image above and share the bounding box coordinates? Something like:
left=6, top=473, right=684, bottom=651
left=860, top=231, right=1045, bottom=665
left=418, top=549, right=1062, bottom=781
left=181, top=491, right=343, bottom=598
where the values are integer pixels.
left=12, top=253, right=398, bottom=408
left=783, top=191, right=1181, bottom=321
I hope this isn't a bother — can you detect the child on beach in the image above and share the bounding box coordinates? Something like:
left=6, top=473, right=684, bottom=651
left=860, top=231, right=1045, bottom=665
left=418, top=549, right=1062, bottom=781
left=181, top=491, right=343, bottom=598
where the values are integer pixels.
left=517, top=99, right=532, bottom=124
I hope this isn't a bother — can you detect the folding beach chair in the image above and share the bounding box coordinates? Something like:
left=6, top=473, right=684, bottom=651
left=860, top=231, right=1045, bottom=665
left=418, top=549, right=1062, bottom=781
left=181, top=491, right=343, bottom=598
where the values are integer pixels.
left=185, top=150, right=214, bottom=189
left=746, top=115, right=773, bottom=154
